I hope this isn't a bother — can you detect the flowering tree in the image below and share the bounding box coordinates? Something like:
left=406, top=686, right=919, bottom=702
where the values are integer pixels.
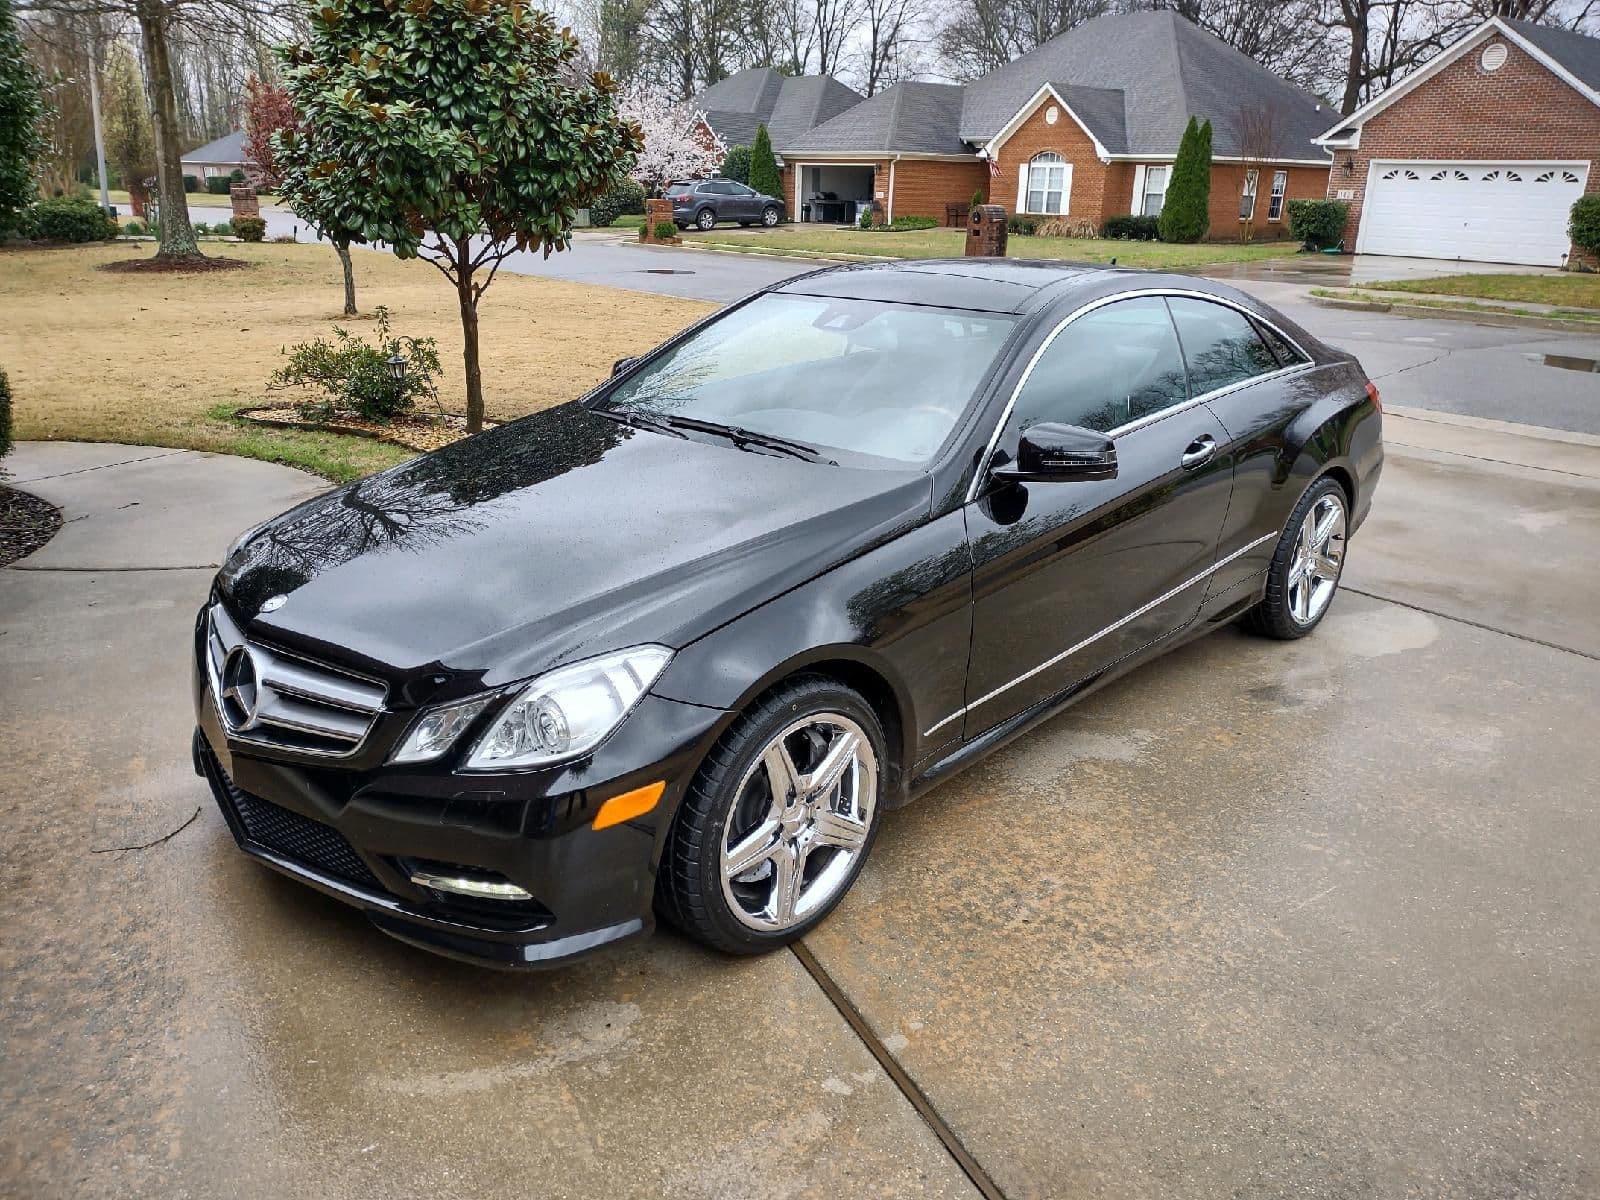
left=241, top=74, right=293, bottom=191
left=618, top=86, right=722, bottom=192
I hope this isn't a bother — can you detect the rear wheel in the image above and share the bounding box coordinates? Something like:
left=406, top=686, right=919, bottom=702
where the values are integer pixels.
left=658, top=677, right=885, bottom=954
left=1243, top=477, right=1348, bottom=639
left=696, top=207, right=717, bottom=231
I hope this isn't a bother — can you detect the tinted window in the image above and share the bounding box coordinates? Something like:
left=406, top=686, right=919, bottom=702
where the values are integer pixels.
left=1008, top=298, right=1189, bottom=436
left=1167, top=297, right=1280, bottom=395
left=734, top=184, right=757, bottom=196
left=703, top=182, right=736, bottom=195
left=1255, top=319, right=1309, bottom=366
left=600, top=294, right=1016, bottom=467
left=666, top=183, right=693, bottom=196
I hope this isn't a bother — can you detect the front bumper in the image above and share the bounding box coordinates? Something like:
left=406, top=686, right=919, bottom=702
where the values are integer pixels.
left=194, top=657, right=731, bottom=968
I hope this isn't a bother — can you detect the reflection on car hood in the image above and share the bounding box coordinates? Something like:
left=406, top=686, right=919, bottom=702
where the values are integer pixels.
left=218, top=403, right=929, bottom=690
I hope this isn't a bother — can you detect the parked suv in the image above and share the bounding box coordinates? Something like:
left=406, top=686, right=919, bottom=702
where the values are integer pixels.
left=668, top=179, right=785, bottom=230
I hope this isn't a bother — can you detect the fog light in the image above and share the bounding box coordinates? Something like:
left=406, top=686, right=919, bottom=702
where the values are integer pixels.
left=409, top=870, right=534, bottom=901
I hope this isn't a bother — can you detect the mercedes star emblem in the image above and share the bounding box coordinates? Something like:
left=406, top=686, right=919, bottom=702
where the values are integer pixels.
left=221, top=646, right=261, bottom=729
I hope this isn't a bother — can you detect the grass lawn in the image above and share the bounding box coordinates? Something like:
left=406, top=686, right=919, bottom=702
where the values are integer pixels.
left=1310, top=287, right=1600, bottom=323
left=1361, top=272, right=1600, bottom=309
left=0, top=242, right=712, bottom=482
left=682, top=225, right=1302, bottom=269
left=105, top=188, right=279, bottom=210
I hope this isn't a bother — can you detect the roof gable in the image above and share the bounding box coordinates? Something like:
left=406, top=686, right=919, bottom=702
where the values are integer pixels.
left=779, top=81, right=969, bottom=155
left=695, top=69, right=863, bottom=149
left=181, top=130, right=249, bottom=163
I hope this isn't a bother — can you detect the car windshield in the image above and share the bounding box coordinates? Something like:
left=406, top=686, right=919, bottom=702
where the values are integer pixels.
left=595, top=294, right=1018, bottom=467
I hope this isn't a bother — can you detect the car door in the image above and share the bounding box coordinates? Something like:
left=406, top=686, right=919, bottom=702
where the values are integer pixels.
left=731, top=182, right=761, bottom=221
left=1163, top=296, right=1318, bottom=605
left=960, top=296, right=1235, bottom=739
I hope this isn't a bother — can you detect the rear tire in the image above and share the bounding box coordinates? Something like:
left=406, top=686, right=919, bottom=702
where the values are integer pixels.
left=657, top=677, right=886, bottom=955
left=1242, top=476, right=1349, bottom=640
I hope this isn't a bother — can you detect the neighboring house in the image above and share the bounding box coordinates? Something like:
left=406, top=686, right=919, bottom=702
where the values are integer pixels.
left=179, top=130, right=253, bottom=182
left=778, top=10, right=1333, bottom=234
left=692, top=67, right=863, bottom=156
left=1314, top=18, right=1600, bottom=266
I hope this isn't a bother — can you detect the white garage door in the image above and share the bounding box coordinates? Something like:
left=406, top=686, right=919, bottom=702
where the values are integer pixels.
left=1359, top=161, right=1589, bottom=266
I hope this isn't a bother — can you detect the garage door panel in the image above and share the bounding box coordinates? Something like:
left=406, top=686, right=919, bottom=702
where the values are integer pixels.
left=1361, top=162, right=1588, bottom=266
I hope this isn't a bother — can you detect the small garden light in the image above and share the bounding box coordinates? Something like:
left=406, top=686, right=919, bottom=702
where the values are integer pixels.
left=386, top=352, right=409, bottom=383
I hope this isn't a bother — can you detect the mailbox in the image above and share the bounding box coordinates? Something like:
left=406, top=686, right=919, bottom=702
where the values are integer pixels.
left=965, top=204, right=1008, bottom=257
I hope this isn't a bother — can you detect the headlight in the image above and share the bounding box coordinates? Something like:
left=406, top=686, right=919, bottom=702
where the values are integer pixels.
left=390, top=695, right=496, bottom=764
left=463, top=645, right=673, bottom=770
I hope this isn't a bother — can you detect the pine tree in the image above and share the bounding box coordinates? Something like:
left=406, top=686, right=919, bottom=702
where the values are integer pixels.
left=0, top=0, right=46, bottom=237
left=1158, top=116, right=1213, bottom=244
left=749, top=124, right=782, bottom=202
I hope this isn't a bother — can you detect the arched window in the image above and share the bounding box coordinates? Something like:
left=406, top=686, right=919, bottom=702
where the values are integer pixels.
left=1024, top=151, right=1069, bottom=215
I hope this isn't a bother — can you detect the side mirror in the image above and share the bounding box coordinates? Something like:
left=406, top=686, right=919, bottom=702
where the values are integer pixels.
left=612, top=356, right=638, bottom=377
left=994, top=422, right=1118, bottom=483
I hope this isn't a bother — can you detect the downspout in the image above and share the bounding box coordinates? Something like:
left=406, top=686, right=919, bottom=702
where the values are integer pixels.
left=887, top=154, right=900, bottom=223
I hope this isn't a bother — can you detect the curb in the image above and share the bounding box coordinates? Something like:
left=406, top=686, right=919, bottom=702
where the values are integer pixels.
left=1308, top=291, right=1600, bottom=333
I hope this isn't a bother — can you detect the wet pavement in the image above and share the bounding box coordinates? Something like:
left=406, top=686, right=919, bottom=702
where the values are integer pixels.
left=4, top=411, right=1598, bottom=1198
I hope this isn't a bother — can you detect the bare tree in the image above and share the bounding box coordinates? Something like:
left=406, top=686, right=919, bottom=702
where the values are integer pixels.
left=813, top=0, right=860, bottom=74
left=1232, top=98, right=1280, bottom=239
left=859, top=0, right=926, bottom=93
left=937, top=0, right=1114, bottom=79
left=1147, top=0, right=1332, bottom=93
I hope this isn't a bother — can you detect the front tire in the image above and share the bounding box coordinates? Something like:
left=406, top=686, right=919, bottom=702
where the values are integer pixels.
left=658, top=677, right=885, bottom=955
left=761, top=205, right=780, bottom=227
left=696, top=207, right=717, bottom=231
left=1243, top=477, right=1349, bottom=639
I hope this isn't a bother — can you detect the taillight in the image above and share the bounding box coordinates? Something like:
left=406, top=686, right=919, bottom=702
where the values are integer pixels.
left=1364, top=380, right=1382, bottom=413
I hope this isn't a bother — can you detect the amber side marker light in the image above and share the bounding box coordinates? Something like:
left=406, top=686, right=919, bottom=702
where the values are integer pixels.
left=593, top=780, right=666, bottom=830
left=1365, top=380, right=1383, bottom=413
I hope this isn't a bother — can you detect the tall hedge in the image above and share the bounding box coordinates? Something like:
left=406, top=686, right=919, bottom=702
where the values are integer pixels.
left=0, top=367, right=13, bottom=462
left=721, top=144, right=751, bottom=184
left=0, top=0, right=47, bottom=237
left=1159, top=116, right=1212, bottom=244
left=749, top=124, right=782, bottom=201
left=1571, top=194, right=1600, bottom=261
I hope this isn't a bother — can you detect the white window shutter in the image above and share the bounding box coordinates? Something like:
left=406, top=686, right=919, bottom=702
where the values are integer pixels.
left=1131, top=165, right=1146, bottom=214
left=1062, top=164, right=1073, bottom=215
left=1017, top=163, right=1028, bottom=213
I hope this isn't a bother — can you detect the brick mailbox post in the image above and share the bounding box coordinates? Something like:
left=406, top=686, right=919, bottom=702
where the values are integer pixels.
left=965, top=204, right=1008, bottom=257
left=643, top=197, right=677, bottom=243
left=230, top=185, right=260, bottom=220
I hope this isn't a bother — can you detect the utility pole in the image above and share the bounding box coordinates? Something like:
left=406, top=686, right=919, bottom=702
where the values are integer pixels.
left=86, top=38, right=110, bottom=210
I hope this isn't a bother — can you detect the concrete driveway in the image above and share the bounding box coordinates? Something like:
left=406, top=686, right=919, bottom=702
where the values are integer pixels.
left=5, top=394, right=1598, bottom=1198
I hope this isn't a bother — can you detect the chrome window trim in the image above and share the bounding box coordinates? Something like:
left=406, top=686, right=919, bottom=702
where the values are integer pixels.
left=923, top=529, right=1278, bottom=737
left=964, top=288, right=1314, bottom=504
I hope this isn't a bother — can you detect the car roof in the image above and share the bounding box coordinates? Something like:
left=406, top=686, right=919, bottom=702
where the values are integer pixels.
left=775, top=258, right=1124, bottom=315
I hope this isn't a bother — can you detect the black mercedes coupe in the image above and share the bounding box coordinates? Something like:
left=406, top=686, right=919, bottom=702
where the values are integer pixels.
left=194, top=260, right=1382, bottom=967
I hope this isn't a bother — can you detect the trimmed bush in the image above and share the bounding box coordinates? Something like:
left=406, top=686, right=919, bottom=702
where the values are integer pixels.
left=1007, top=215, right=1038, bottom=236
left=234, top=215, right=266, bottom=242
left=229, top=168, right=246, bottom=183
left=637, top=220, right=648, bottom=240
left=1103, top=214, right=1160, bottom=240
left=1570, top=194, right=1600, bottom=260
left=269, top=306, right=441, bottom=423
left=858, top=206, right=874, bottom=229
left=205, top=176, right=233, bottom=195
left=653, top=219, right=678, bottom=241
left=24, top=194, right=117, bottom=242
left=721, top=144, right=751, bottom=184
left=748, top=124, right=782, bottom=201
left=1287, top=199, right=1349, bottom=250
left=0, top=367, right=12, bottom=462
left=123, top=219, right=145, bottom=236
left=1158, top=116, right=1212, bottom=243
left=589, top=176, right=646, bottom=227
left=182, top=174, right=199, bottom=192
left=191, top=221, right=209, bottom=235
left=209, top=218, right=232, bottom=236
left=861, top=214, right=937, bottom=232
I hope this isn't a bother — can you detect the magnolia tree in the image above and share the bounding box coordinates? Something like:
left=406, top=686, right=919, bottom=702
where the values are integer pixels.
left=278, top=0, right=641, bottom=432
left=246, top=72, right=363, bottom=316
left=618, top=86, right=721, bottom=192
left=0, top=0, right=45, bottom=236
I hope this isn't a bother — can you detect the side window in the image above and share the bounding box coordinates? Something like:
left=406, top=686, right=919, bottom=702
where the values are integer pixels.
left=703, top=182, right=734, bottom=195
left=1167, top=297, right=1280, bottom=396
left=1254, top=319, right=1309, bottom=367
left=1007, top=298, right=1189, bottom=437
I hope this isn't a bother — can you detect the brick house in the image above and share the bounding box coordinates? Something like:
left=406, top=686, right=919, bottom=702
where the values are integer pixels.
left=1314, top=17, right=1600, bottom=266
left=776, top=10, right=1332, bottom=235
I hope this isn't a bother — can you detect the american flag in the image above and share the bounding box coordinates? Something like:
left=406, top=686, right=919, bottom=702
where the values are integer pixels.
left=987, top=156, right=1001, bottom=179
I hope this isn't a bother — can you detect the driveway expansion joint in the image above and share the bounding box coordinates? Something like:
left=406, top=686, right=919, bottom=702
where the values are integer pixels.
left=1344, top=586, right=1599, bottom=662
left=9, top=447, right=193, bottom=483
left=6, top=563, right=220, bottom=573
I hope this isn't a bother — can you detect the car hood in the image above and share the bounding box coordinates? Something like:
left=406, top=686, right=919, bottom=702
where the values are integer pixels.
left=218, top=403, right=929, bottom=693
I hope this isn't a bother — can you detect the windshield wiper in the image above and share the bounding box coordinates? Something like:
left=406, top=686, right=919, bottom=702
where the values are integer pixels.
left=649, top=415, right=838, bottom=465
left=591, top=407, right=688, bottom=439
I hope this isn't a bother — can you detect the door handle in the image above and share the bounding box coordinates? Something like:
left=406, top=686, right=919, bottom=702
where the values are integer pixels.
left=1180, top=435, right=1217, bottom=470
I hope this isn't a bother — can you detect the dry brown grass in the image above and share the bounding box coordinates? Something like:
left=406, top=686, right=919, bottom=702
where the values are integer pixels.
left=0, top=241, right=713, bottom=480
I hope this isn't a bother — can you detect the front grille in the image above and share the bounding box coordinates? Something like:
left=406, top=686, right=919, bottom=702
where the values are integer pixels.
left=206, top=603, right=386, bottom=757
left=212, top=764, right=382, bottom=891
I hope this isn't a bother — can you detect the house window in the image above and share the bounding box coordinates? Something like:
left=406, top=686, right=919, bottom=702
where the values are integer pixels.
left=1141, top=166, right=1169, bottom=216
left=1267, top=170, right=1287, bottom=221
left=1239, top=169, right=1259, bottom=221
left=1025, top=152, right=1067, bottom=215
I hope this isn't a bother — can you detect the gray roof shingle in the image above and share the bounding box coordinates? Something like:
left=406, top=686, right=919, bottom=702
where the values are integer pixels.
left=181, top=129, right=249, bottom=163
left=779, top=82, right=970, bottom=155
left=693, top=68, right=863, bottom=149
left=1505, top=18, right=1600, bottom=94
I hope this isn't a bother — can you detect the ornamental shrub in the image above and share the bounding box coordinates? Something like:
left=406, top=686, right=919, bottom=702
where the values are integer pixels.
left=182, top=174, right=198, bottom=192
left=653, top=219, right=678, bottom=241
left=858, top=206, right=874, bottom=229
left=0, top=367, right=12, bottom=462
left=205, top=176, right=233, bottom=195
left=1104, top=214, right=1160, bottom=240
left=233, top=215, right=266, bottom=242
left=590, top=176, right=646, bottom=227
left=1286, top=199, right=1349, bottom=250
left=721, top=144, right=751, bottom=184
left=209, top=218, right=232, bottom=236
left=748, top=124, right=782, bottom=200
left=1006, top=215, right=1038, bottom=236
left=191, top=221, right=209, bottom=235
left=25, top=194, right=117, bottom=242
left=1570, top=195, right=1600, bottom=260
left=1158, top=116, right=1212, bottom=243
left=269, top=306, right=441, bottom=423
left=123, top=219, right=144, bottom=235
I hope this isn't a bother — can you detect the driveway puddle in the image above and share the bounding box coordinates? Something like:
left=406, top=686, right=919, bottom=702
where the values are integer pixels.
left=1526, top=352, right=1599, bottom=373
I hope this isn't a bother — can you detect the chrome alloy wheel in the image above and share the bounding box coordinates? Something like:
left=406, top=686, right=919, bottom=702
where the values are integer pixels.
left=1287, top=492, right=1346, bottom=626
left=719, top=713, right=878, bottom=933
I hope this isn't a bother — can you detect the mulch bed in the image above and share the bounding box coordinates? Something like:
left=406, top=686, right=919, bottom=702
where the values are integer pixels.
left=98, top=255, right=253, bottom=274
left=0, top=485, right=63, bottom=567
left=239, top=406, right=496, bottom=452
